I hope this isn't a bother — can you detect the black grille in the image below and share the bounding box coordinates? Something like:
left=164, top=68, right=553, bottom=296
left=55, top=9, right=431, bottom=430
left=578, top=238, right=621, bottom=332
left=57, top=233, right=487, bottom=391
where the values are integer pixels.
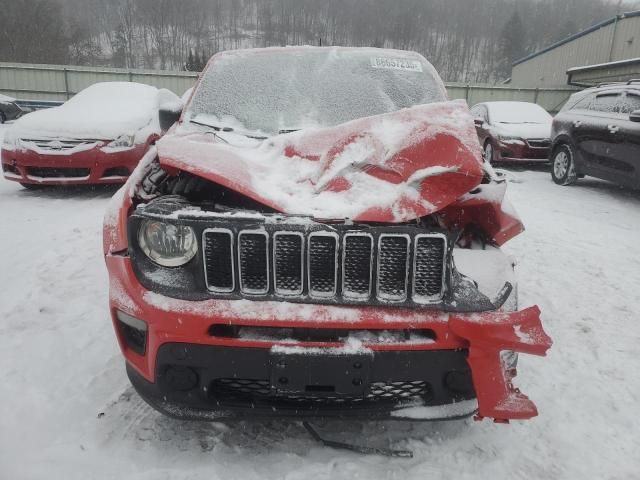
left=413, top=236, right=446, bottom=301
left=202, top=227, right=447, bottom=306
left=203, top=230, right=234, bottom=292
left=27, top=167, right=90, bottom=178
left=308, top=234, right=338, bottom=297
left=238, top=232, right=269, bottom=294
left=210, top=378, right=431, bottom=405
left=377, top=235, right=410, bottom=301
left=343, top=234, right=373, bottom=299
left=274, top=233, right=303, bottom=295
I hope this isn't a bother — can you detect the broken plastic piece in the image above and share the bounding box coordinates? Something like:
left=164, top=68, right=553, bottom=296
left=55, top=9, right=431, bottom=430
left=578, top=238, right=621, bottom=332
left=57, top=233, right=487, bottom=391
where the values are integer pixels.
left=302, top=421, right=413, bottom=458
left=449, top=306, right=552, bottom=422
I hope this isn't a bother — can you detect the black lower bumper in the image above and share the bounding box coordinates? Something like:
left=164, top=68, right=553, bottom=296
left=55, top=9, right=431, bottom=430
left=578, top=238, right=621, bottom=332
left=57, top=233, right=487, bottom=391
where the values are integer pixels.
left=127, top=344, right=477, bottom=421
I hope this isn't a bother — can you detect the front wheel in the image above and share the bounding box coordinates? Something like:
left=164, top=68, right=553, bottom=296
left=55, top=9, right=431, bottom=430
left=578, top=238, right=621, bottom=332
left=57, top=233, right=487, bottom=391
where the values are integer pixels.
left=551, top=144, right=577, bottom=186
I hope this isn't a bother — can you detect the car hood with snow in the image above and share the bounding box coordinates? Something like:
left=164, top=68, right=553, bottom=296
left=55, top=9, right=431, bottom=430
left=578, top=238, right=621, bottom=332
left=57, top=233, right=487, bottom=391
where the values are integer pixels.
left=158, top=100, right=485, bottom=223
left=492, top=121, right=552, bottom=140
left=9, top=82, right=179, bottom=141
left=487, top=101, right=553, bottom=140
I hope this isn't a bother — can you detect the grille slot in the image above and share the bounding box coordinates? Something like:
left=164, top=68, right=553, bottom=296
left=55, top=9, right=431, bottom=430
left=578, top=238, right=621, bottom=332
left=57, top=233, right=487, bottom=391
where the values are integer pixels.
left=377, top=234, right=410, bottom=302
left=203, top=229, right=234, bottom=293
left=210, top=378, right=430, bottom=405
left=342, top=233, right=373, bottom=300
left=308, top=233, right=338, bottom=298
left=238, top=231, right=269, bottom=294
left=413, top=234, right=446, bottom=302
left=274, top=232, right=304, bottom=295
left=27, top=167, right=90, bottom=178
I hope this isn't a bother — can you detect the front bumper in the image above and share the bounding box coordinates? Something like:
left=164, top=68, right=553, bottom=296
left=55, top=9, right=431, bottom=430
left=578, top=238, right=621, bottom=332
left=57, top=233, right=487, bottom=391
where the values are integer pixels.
left=108, top=254, right=552, bottom=422
left=1, top=143, right=149, bottom=185
left=494, top=140, right=550, bottom=162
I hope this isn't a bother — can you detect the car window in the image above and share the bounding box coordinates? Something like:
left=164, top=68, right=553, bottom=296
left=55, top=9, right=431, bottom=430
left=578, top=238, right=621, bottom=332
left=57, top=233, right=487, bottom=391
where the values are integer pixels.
left=571, top=93, right=595, bottom=111
left=591, top=93, right=620, bottom=113
left=618, top=92, right=640, bottom=114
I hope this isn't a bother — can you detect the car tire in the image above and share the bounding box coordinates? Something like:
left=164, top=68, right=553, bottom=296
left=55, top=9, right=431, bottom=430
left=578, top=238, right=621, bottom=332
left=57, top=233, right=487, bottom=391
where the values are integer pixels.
left=483, top=141, right=493, bottom=164
left=551, top=144, right=577, bottom=186
left=0, top=111, right=6, bottom=124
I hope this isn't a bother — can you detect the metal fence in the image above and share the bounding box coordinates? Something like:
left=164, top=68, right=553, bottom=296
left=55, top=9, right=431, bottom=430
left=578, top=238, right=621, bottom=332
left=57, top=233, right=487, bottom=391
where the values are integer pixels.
left=0, top=62, right=579, bottom=112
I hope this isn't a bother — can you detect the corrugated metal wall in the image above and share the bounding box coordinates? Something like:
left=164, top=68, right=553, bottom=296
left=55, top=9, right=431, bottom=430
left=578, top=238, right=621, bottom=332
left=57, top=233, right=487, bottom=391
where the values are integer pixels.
left=0, top=63, right=198, bottom=101
left=511, top=15, right=640, bottom=87
left=0, top=62, right=577, bottom=112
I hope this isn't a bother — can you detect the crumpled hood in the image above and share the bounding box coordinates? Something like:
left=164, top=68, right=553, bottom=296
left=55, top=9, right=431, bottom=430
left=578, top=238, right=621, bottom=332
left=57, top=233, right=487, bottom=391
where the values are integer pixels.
left=158, top=100, right=484, bottom=223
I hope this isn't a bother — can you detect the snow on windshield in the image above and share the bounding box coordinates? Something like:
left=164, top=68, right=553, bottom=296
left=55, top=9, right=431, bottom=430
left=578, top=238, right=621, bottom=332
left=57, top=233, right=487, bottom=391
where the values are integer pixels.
left=488, top=102, right=552, bottom=124
left=187, top=47, right=447, bottom=135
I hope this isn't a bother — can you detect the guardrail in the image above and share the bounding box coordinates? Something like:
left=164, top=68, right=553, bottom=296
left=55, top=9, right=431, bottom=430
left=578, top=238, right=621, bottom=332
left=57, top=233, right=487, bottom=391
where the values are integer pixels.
left=1, top=62, right=579, bottom=112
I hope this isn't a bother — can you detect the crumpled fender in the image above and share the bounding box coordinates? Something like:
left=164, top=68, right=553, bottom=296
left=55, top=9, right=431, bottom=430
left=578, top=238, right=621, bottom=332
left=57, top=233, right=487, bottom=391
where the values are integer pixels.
left=158, top=100, right=486, bottom=223
left=449, top=306, right=553, bottom=422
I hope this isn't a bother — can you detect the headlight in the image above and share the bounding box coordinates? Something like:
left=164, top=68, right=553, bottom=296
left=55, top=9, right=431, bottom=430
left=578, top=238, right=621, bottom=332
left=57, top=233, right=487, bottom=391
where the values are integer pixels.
left=107, top=134, right=134, bottom=148
left=138, top=220, right=198, bottom=267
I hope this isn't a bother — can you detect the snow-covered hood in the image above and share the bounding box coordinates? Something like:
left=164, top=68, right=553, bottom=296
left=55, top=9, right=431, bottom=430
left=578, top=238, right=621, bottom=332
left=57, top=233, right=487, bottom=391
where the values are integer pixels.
left=158, top=100, right=484, bottom=223
left=10, top=82, right=177, bottom=141
left=492, top=122, right=551, bottom=140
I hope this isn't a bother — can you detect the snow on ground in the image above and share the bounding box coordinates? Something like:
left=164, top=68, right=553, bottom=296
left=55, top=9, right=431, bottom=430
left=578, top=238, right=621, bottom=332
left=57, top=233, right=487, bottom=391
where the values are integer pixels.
left=1, top=127, right=639, bottom=478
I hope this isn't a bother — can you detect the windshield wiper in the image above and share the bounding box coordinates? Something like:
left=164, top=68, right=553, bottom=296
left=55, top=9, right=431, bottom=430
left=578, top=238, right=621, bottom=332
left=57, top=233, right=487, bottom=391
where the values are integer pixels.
left=189, top=119, right=268, bottom=140
left=279, top=129, right=300, bottom=134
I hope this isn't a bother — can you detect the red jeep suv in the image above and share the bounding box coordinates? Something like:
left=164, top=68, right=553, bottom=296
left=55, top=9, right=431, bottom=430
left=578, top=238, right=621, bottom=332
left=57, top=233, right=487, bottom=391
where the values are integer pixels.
left=104, top=47, right=551, bottom=423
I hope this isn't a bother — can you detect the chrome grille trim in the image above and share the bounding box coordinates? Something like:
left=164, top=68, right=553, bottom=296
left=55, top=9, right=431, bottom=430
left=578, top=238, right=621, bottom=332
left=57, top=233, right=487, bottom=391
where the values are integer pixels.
left=526, top=138, right=551, bottom=148
left=376, top=234, right=411, bottom=302
left=412, top=233, right=447, bottom=304
left=202, top=228, right=235, bottom=293
left=307, top=232, right=339, bottom=299
left=238, top=230, right=269, bottom=295
left=342, top=233, right=374, bottom=301
left=273, top=231, right=304, bottom=296
left=201, top=226, right=448, bottom=306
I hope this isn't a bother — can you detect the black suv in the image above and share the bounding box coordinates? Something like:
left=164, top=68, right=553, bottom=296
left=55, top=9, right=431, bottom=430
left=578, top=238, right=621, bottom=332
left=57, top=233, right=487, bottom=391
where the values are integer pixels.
left=550, top=81, right=640, bottom=188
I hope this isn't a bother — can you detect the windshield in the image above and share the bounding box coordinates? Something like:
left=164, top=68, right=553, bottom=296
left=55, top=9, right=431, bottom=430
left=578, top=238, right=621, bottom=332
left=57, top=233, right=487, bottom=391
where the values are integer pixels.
left=186, top=48, right=446, bottom=135
left=488, top=102, right=552, bottom=124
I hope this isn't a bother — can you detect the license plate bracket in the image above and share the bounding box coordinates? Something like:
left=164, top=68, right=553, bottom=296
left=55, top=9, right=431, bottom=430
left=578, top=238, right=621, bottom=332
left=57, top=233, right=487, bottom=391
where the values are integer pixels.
left=269, top=352, right=371, bottom=397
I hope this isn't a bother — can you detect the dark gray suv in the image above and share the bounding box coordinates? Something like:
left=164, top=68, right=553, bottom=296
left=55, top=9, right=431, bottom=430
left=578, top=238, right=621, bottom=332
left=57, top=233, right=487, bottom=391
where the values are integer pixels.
left=550, top=81, right=640, bottom=188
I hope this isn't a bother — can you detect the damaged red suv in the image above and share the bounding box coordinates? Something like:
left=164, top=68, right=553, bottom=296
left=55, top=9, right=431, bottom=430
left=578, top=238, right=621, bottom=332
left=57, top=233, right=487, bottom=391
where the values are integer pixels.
left=104, top=47, right=551, bottom=423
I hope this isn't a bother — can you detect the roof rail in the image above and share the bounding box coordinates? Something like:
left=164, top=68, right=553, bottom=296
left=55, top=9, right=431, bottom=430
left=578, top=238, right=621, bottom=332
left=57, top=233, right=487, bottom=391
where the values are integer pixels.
left=596, top=81, right=626, bottom=87
left=595, top=80, right=640, bottom=88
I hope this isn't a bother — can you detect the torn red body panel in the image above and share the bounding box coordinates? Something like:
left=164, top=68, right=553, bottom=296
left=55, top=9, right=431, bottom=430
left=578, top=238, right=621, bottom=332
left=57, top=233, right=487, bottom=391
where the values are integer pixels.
left=450, top=306, right=553, bottom=422
left=158, top=101, right=486, bottom=223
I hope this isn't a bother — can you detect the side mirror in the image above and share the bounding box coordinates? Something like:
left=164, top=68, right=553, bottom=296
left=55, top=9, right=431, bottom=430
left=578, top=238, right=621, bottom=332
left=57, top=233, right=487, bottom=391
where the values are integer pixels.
left=474, top=118, right=485, bottom=128
left=630, top=110, right=640, bottom=123
left=159, top=101, right=183, bottom=131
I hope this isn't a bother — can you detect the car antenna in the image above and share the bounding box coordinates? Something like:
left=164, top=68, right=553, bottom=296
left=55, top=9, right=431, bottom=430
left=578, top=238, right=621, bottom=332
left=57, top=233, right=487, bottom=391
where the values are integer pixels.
left=302, top=421, right=413, bottom=458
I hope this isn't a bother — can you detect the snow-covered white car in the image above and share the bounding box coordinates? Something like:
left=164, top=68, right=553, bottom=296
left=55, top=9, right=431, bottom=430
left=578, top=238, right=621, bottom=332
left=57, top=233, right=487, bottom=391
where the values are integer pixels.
left=105, top=47, right=552, bottom=423
left=1, top=82, right=180, bottom=187
left=470, top=101, right=553, bottom=163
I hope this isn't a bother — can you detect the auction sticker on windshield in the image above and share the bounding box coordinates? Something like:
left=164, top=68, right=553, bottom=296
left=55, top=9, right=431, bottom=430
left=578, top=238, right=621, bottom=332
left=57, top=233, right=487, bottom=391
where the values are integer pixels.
left=370, top=57, right=423, bottom=72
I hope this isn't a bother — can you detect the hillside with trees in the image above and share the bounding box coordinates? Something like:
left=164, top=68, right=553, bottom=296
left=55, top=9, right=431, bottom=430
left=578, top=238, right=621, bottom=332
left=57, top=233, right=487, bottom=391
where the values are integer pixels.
left=1, top=0, right=637, bottom=82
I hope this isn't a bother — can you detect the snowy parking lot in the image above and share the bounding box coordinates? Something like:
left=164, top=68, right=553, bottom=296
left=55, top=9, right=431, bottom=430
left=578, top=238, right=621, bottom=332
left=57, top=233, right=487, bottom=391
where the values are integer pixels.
left=1, top=122, right=640, bottom=479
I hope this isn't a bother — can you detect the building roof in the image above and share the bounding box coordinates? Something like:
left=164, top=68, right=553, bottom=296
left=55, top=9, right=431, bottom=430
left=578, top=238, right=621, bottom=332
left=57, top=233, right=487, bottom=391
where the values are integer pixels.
left=513, top=10, right=640, bottom=67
